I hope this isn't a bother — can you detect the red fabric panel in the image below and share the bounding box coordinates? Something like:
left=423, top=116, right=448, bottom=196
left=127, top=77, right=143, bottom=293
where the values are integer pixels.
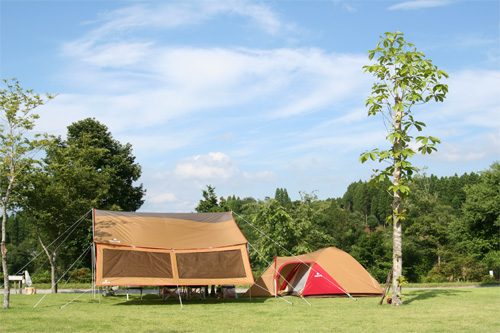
left=302, top=263, right=344, bottom=296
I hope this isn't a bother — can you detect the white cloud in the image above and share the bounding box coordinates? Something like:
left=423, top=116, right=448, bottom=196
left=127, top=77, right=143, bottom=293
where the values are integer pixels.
left=48, top=45, right=371, bottom=139
left=174, top=152, right=238, bottom=180
left=434, top=69, right=500, bottom=128
left=140, top=152, right=276, bottom=211
left=388, top=0, right=452, bottom=10
left=148, top=192, right=178, bottom=204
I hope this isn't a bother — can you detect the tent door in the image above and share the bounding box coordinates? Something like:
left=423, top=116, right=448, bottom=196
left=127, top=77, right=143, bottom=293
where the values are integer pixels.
left=278, top=263, right=312, bottom=296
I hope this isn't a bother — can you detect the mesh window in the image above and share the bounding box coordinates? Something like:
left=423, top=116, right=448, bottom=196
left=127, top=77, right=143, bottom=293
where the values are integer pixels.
left=176, top=250, right=246, bottom=279
left=103, top=249, right=173, bottom=278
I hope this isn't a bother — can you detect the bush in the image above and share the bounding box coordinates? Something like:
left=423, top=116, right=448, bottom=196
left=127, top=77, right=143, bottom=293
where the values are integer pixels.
left=69, top=267, right=91, bottom=283
left=32, top=270, right=52, bottom=284
left=425, top=264, right=450, bottom=283
left=425, top=259, right=489, bottom=283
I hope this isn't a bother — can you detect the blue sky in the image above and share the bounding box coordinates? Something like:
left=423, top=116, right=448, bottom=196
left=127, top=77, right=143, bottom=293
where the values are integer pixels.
left=1, top=0, right=499, bottom=212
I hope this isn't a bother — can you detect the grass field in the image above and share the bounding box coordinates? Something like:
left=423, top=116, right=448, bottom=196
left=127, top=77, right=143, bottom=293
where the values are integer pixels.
left=2, top=286, right=499, bottom=332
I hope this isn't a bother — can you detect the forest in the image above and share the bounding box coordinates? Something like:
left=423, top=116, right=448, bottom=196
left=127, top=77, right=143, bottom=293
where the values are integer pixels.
left=196, top=163, right=499, bottom=283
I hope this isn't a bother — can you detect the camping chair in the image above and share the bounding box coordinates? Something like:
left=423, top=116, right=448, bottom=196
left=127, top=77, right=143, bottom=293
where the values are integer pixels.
left=160, top=286, right=181, bottom=301
left=184, top=286, right=206, bottom=300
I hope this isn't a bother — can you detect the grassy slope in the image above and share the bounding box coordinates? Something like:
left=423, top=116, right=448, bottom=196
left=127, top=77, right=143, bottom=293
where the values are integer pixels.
left=2, top=287, right=499, bottom=332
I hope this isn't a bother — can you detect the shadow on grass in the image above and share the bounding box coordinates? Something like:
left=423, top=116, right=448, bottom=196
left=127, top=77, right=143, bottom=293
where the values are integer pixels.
left=404, top=289, right=471, bottom=305
left=111, top=293, right=268, bottom=306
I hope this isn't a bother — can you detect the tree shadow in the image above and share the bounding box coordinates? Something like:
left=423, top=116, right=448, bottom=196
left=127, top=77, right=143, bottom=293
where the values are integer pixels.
left=404, top=289, right=471, bottom=305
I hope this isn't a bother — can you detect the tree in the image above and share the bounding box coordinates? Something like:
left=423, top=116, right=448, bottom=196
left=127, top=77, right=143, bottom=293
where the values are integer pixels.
left=22, top=119, right=145, bottom=293
left=274, top=188, right=291, bottom=208
left=360, top=32, right=449, bottom=305
left=0, top=78, right=54, bottom=309
left=66, top=118, right=144, bottom=211
left=23, top=136, right=110, bottom=293
left=195, top=185, right=228, bottom=212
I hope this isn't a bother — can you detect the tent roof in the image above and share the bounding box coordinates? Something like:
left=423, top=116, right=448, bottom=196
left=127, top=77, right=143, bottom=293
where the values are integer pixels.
left=93, top=209, right=247, bottom=250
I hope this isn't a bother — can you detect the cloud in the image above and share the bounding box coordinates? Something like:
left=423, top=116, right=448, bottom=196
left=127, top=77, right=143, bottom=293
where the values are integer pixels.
left=388, top=0, right=452, bottom=10
left=435, top=131, right=499, bottom=163
left=74, top=1, right=291, bottom=47
left=51, top=45, right=371, bottom=138
left=142, top=152, right=276, bottom=211
left=332, top=0, right=358, bottom=12
left=149, top=193, right=178, bottom=204
left=174, top=152, right=238, bottom=180
left=433, top=69, right=500, bottom=128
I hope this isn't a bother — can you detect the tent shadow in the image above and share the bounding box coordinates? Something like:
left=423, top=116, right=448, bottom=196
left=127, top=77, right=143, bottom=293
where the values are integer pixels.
left=112, top=294, right=268, bottom=306
left=404, top=289, right=471, bottom=305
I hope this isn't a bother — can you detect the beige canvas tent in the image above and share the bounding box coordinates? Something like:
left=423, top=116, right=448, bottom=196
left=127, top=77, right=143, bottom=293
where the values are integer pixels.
left=93, top=209, right=254, bottom=287
left=245, top=247, right=382, bottom=297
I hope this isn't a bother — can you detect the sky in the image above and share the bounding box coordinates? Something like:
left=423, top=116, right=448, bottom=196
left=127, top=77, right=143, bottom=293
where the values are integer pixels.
left=1, top=0, right=499, bottom=212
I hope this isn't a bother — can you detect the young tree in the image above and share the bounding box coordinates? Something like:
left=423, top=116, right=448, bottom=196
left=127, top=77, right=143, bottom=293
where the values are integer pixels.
left=0, top=79, right=54, bottom=309
left=360, top=32, right=449, bottom=306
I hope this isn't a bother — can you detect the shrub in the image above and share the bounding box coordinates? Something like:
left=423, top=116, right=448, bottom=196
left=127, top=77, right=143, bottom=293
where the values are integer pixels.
left=32, top=270, right=52, bottom=284
left=69, top=267, right=91, bottom=283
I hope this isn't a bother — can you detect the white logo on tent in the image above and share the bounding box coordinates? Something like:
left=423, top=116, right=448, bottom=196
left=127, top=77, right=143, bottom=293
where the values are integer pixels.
left=314, top=272, right=323, bottom=278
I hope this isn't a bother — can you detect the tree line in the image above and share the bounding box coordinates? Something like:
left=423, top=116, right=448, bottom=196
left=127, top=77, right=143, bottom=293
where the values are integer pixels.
left=195, top=164, right=499, bottom=284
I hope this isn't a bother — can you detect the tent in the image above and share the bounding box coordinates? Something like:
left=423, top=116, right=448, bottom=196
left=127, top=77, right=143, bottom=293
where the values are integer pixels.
left=244, top=247, right=382, bottom=297
left=93, top=209, right=254, bottom=287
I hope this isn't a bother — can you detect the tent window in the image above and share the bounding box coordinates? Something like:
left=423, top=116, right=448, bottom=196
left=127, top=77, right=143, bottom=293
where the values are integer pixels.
left=103, top=249, right=173, bottom=278
left=177, top=250, right=246, bottom=279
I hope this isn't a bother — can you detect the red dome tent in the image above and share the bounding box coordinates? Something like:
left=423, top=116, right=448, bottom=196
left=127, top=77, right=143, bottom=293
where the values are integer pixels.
left=244, top=247, right=382, bottom=297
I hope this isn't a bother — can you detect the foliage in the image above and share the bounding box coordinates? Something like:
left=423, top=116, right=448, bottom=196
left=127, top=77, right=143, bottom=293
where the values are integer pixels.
left=274, top=188, right=291, bottom=208
left=66, top=118, right=145, bottom=211
left=195, top=185, right=229, bottom=212
left=68, top=267, right=92, bottom=283
left=350, top=230, right=392, bottom=282
left=360, top=31, right=448, bottom=191
left=449, top=162, right=500, bottom=271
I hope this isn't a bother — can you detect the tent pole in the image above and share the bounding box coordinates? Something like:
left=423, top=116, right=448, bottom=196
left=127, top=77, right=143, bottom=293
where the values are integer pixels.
left=176, top=284, right=183, bottom=309
left=92, top=209, right=95, bottom=298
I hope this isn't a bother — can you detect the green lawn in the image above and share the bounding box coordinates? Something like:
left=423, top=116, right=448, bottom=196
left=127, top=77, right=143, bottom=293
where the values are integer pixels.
left=2, top=287, right=499, bottom=332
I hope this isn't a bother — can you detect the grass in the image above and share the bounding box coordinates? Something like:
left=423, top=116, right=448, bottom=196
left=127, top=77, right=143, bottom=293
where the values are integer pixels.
left=2, top=286, right=499, bottom=332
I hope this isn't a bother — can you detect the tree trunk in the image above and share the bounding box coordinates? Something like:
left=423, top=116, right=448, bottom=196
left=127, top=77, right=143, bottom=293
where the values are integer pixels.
left=37, top=232, right=58, bottom=293
left=391, top=97, right=403, bottom=306
left=50, top=253, right=58, bottom=294
left=2, top=205, right=10, bottom=309
left=392, top=199, right=403, bottom=306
